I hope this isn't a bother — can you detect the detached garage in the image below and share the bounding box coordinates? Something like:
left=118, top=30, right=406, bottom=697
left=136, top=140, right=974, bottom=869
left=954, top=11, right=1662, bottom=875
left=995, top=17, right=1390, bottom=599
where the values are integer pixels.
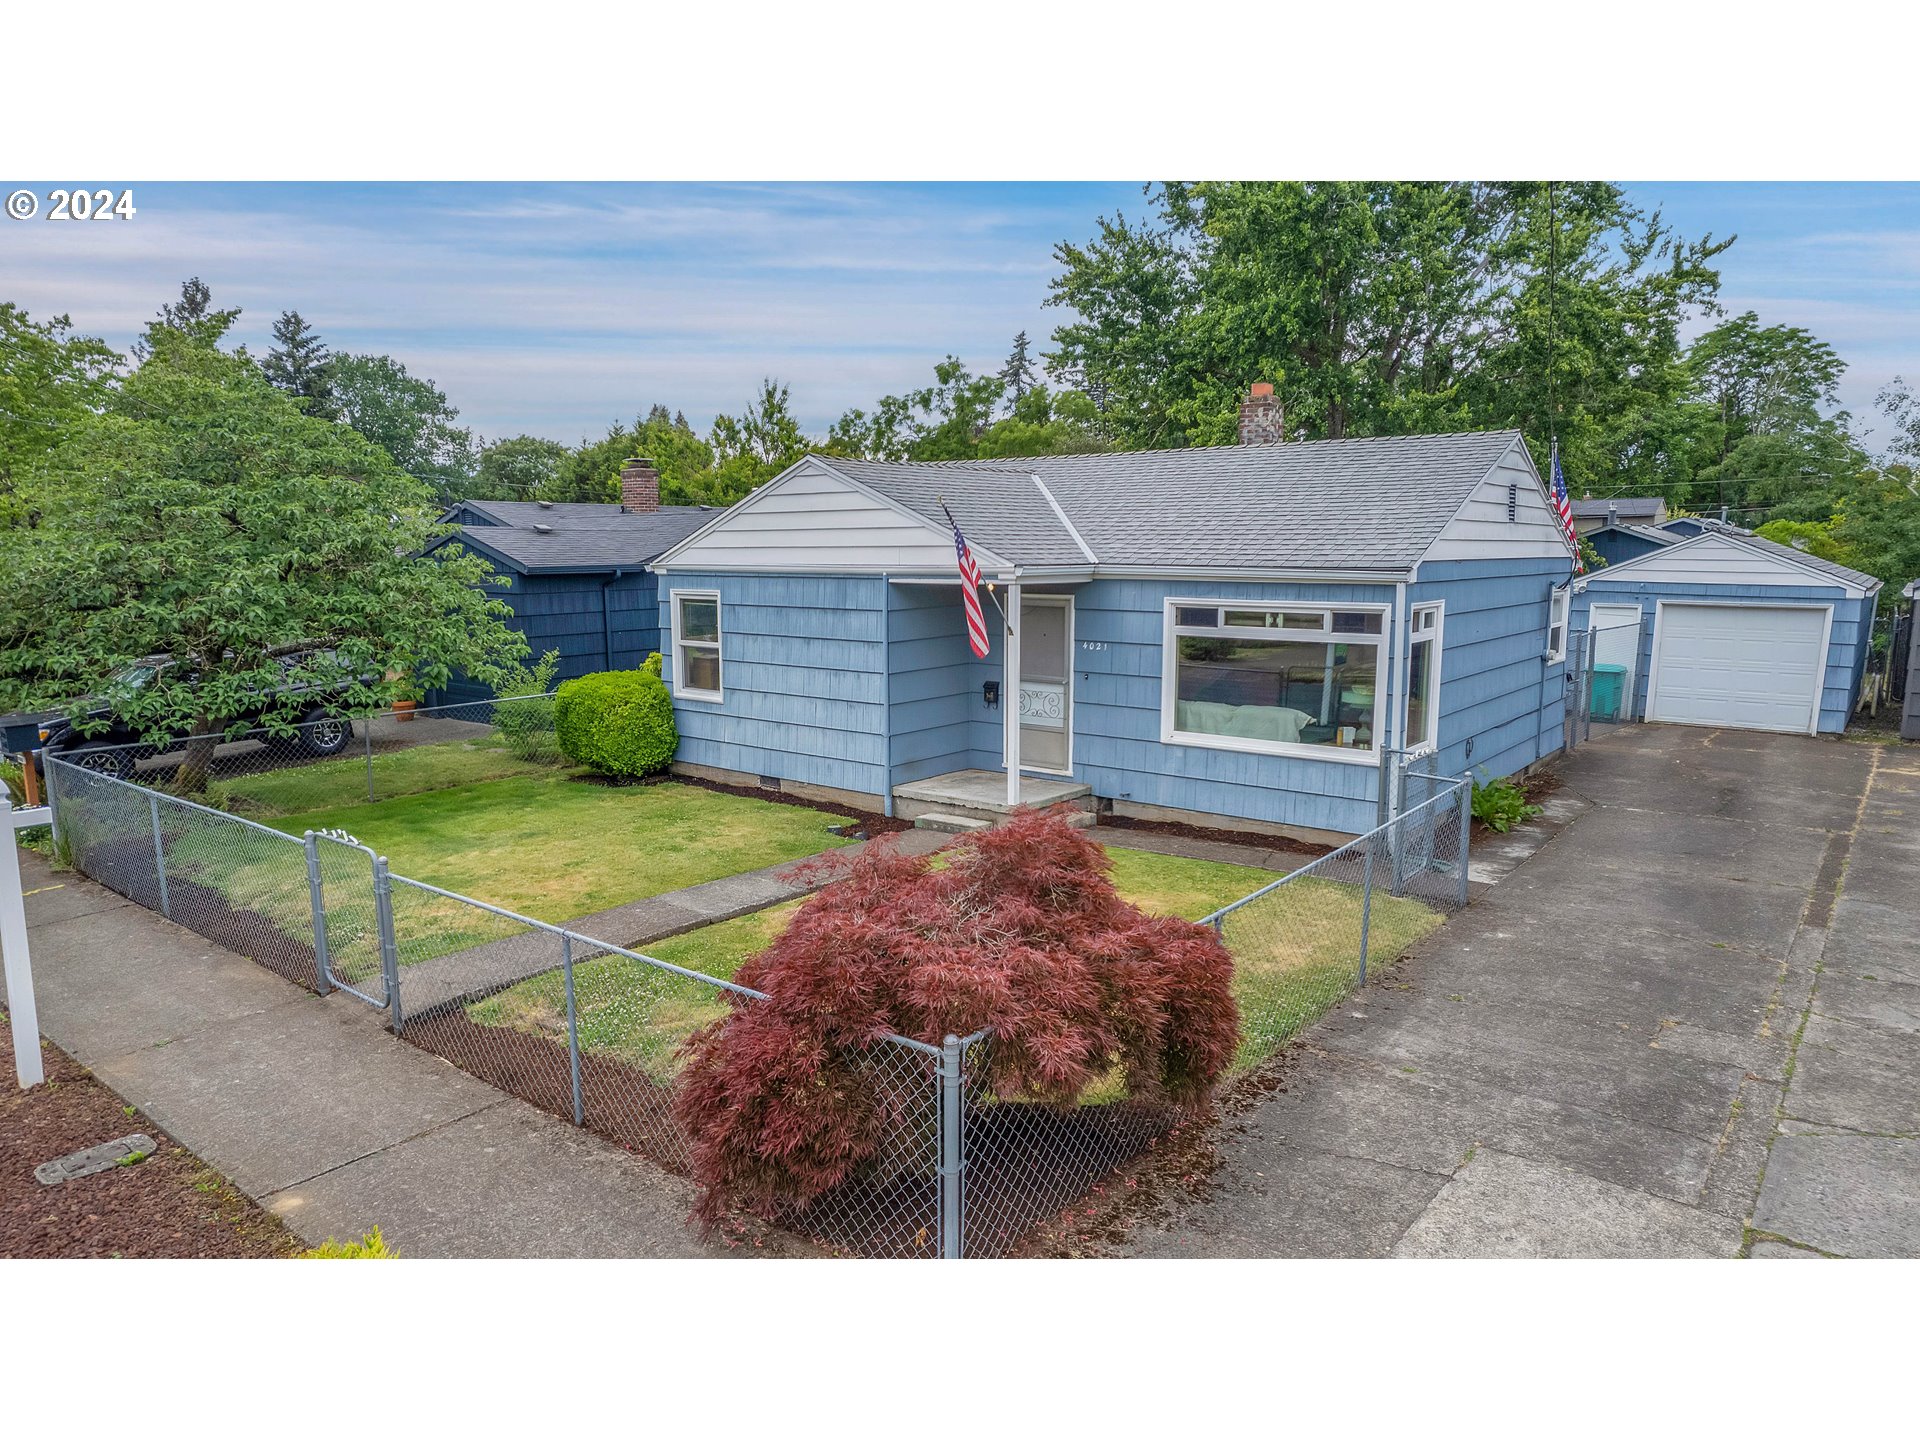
left=1570, top=529, right=1882, bottom=736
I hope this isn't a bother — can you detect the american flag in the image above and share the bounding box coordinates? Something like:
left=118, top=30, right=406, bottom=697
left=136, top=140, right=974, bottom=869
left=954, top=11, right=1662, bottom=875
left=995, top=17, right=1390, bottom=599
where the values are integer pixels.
left=944, top=503, right=991, bottom=658
left=1550, top=444, right=1585, bottom=574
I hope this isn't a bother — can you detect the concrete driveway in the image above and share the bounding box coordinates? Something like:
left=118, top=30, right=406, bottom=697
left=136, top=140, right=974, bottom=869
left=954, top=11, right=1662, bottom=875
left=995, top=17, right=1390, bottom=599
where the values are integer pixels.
left=1120, top=725, right=1920, bottom=1258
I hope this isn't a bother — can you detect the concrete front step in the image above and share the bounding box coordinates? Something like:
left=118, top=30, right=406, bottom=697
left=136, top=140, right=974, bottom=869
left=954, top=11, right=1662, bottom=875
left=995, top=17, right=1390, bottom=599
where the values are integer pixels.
left=894, top=768, right=1094, bottom=827
left=913, top=808, right=1096, bottom=833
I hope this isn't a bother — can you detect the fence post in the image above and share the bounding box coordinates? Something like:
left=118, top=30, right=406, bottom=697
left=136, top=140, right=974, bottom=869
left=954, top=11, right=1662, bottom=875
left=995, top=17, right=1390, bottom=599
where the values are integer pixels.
left=146, top=790, right=170, bottom=920
left=41, top=754, right=60, bottom=849
left=938, top=1033, right=965, bottom=1260
left=1456, top=774, right=1473, bottom=907
left=563, top=932, right=584, bottom=1126
left=364, top=722, right=375, bottom=804
left=372, top=854, right=402, bottom=1031
left=303, top=831, right=334, bottom=996
left=1375, top=744, right=1393, bottom=829
left=1357, top=835, right=1375, bottom=986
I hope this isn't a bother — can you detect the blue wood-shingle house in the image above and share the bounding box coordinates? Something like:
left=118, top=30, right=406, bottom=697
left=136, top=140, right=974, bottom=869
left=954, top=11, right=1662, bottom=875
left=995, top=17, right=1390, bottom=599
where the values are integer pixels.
left=425, top=462, right=715, bottom=703
left=649, top=388, right=1580, bottom=840
left=1571, top=526, right=1882, bottom=734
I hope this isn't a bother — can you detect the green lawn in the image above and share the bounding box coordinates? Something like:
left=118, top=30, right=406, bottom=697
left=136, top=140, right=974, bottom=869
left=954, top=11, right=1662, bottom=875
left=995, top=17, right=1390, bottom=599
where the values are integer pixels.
left=467, top=842, right=1447, bottom=1084
left=211, top=733, right=556, bottom=818
left=149, top=743, right=859, bottom=974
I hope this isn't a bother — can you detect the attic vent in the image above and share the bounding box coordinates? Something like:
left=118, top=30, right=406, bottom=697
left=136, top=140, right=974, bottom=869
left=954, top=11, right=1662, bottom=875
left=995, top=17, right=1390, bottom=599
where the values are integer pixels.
left=532, top=523, right=553, bottom=534
left=1507, top=483, right=1518, bottom=522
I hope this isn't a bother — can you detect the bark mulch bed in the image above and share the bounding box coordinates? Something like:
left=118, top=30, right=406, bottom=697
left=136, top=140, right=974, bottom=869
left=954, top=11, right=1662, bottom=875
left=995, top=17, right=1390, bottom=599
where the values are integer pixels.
left=1, top=1019, right=301, bottom=1259
left=669, top=772, right=913, bottom=837
left=1096, top=809, right=1333, bottom=860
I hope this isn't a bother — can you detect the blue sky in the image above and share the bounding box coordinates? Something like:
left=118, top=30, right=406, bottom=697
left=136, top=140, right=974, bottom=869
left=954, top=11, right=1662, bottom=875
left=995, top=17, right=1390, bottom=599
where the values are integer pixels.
left=5, top=181, right=1916, bottom=450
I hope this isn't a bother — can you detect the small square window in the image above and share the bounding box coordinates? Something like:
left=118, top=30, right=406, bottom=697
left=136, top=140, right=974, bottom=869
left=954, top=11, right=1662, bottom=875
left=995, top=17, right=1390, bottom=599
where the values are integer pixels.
left=1333, top=611, right=1384, bottom=635
left=1175, top=606, right=1219, bottom=628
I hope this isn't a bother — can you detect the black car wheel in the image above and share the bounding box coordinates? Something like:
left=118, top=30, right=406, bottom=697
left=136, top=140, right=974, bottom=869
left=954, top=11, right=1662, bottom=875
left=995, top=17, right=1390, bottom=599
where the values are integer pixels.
left=71, top=745, right=134, bottom=780
left=298, top=714, right=354, bottom=756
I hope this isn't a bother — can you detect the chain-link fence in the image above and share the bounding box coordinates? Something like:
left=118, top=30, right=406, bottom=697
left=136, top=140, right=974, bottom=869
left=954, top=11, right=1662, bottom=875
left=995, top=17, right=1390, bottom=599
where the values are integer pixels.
left=29, top=694, right=561, bottom=817
left=43, top=749, right=1471, bottom=1259
left=953, top=775, right=1472, bottom=1256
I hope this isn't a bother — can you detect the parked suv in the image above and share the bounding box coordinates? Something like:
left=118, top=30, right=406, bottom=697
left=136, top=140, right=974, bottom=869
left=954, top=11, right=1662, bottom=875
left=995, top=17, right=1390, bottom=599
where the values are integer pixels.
left=37, top=653, right=360, bottom=779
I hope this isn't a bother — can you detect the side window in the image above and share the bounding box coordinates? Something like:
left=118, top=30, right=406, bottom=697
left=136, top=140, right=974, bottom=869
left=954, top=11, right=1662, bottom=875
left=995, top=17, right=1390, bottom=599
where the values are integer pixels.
left=1547, top=588, right=1570, bottom=664
left=1404, top=604, right=1442, bottom=752
left=673, top=591, right=722, bottom=700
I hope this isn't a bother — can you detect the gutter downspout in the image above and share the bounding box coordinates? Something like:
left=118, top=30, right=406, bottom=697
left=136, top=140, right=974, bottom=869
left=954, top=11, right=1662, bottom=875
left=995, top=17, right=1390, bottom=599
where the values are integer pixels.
left=881, top=574, right=895, bottom=818
left=599, top=568, right=626, bottom=670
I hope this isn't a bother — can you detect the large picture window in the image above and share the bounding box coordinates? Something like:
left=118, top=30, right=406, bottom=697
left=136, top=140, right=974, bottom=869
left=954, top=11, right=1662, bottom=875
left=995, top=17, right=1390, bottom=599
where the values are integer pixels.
left=672, top=590, right=722, bottom=701
left=1162, top=601, right=1387, bottom=762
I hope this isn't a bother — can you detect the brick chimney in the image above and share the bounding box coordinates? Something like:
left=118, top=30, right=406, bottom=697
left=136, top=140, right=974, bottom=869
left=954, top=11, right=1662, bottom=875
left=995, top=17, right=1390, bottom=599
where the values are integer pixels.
left=1238, top=383, right=1285, bottom=445
left=619, top=456, right=660, bottom=513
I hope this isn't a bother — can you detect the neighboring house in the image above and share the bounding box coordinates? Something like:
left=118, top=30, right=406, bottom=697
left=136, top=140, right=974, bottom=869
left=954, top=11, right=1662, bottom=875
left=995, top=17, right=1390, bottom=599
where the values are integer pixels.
left=1571, top=528, right=1882, bottom=735
left=1902, top=579, right=1919, bottom=742
left=425, top=461, right=715, bottom=703
left=1658, top=514, right=1745, bottom=539
left=1586, top=521, right=1679, bottom=569
left=648, top=386, right=1579, bottom=841
left=1571, top=496, right=1667, bottom=536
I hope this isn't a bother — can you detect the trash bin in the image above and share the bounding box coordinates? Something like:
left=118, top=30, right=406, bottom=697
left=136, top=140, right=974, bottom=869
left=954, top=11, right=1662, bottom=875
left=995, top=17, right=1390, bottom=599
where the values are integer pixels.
left=1589, top=663, right=1627, bottom=721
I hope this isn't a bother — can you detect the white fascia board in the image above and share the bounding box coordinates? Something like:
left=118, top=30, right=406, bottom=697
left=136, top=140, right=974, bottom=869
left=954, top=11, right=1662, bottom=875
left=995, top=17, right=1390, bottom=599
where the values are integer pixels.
left=1577, top=530, right=1868, bottom=598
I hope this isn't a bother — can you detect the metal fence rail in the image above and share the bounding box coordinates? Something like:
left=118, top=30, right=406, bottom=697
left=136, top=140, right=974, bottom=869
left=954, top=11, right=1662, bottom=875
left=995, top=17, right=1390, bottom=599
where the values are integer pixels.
left=42, top=751, right=1473, bottom=1259
left=33, top=693, right=560, bottom=813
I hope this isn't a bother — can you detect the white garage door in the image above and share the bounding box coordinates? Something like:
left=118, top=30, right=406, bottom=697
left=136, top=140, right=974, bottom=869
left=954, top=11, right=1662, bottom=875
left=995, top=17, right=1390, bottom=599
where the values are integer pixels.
left=1648, top=604, right=1828, bottom=734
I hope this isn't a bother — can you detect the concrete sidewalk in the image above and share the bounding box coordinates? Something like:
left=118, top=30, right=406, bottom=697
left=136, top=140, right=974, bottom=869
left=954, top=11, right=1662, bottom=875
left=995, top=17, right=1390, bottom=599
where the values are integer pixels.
left=4, top=848, right=797, bottom=1257
left=1119, top=726, right=1916, bottom=1258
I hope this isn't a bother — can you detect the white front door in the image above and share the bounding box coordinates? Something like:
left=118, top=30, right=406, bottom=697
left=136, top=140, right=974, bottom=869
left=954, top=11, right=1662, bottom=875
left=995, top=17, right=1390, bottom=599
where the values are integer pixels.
left=1009, top=595, right=1073, bottom=774
left=1647, top=603, right=1829, bottom=734
left=1589, top=603, right=1642, bottom=720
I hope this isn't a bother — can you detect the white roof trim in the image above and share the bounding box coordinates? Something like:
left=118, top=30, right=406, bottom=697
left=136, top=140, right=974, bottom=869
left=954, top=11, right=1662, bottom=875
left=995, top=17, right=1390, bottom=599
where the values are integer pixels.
left=649, top=455, right=1014, bottom=573
left=1032, top=475, right=1098, bottom=564
left=1573, top=530, right=1872, bottom=598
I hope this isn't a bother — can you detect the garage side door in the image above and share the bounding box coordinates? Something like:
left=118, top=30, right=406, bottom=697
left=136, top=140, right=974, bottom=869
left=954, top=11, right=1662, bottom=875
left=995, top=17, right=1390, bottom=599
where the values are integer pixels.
left=1648, top=604, right=1826, bottom=734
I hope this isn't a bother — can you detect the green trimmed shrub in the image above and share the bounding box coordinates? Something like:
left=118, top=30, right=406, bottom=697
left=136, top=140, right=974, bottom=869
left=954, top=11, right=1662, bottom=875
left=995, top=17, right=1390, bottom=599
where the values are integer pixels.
left=553, top=659, right=677, bottom=778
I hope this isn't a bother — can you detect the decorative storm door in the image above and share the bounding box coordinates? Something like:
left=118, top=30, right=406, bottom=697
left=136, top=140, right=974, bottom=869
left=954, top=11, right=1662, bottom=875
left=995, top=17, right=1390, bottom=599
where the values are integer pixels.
left=1013, top=595, right=1072, bottom=774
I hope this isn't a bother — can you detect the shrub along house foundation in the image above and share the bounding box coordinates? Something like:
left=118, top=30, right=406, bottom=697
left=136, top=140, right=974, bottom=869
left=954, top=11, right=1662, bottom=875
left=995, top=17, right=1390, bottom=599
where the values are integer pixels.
left=649, top=386, right=1579, bottom=842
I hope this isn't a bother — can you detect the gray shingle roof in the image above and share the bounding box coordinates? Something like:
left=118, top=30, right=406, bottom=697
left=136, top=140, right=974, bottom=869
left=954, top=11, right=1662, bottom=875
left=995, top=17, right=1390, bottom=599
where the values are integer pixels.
left=1572, top=496, right=1664, bottom=521
left=437, top=505, right=714, bottom=573
left=1724, top=530, right=1882, bottom=592
left=822, top=430, right=1526, bottom=572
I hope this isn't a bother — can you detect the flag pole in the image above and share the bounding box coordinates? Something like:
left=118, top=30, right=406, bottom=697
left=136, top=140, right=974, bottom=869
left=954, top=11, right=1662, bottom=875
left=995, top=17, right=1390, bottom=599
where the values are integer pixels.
left=939, top=496, right=1008, bottom=626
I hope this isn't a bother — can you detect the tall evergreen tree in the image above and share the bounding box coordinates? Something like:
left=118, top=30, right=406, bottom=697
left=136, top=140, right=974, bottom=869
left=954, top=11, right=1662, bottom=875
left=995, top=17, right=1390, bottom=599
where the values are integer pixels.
left=998, top=331, right=1039, bottom=401
left=133, top=276, right=240, bottom=359
left=261, top=310, right=337, bottom=419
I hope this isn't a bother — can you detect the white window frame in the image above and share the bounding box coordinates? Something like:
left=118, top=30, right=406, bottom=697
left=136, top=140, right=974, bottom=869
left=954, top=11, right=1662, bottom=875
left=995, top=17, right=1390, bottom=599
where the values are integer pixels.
left=1404, top=601, right=1445, bottom=754
left=1159, top=597, right=1390, bottom=766
left=1547, top=586, right=1570, bottom=664
left=670, top=588, right=723, bottom=702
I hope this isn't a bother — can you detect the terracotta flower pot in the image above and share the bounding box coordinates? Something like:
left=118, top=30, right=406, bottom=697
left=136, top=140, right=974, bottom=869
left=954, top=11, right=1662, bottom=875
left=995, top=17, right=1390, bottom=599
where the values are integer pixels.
left=393, top=700, right=417, bottom=724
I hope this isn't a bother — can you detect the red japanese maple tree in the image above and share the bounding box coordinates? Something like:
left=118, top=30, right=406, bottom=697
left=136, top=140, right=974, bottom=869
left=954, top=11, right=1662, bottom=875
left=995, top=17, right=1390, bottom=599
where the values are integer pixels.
left=673, top=807, right=1240, bottom=1227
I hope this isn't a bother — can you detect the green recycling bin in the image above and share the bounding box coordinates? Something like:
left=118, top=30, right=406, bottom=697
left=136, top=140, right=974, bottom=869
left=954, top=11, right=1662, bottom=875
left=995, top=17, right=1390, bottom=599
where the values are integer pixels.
left=1589, top=663, right=1627, bottom=721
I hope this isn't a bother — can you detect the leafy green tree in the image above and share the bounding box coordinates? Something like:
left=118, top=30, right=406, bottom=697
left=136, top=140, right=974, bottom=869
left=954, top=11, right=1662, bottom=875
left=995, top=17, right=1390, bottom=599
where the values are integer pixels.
left=709, top=379, right=811, bottom=499
left=133, top=276, right=240, bottom=359
left=0, top=334, right=526, bottom=791
left=329, top=352, right=478, bottom=503
left=474, top=434, right=570, bottom=502
left=829, top=359, right=1105, bottom=461
left=555, top=407, right=718, bottom=505
left=1044, top=181, right=1728, bottom=498
left=0, top=304, right=121, bottom=523
left=261, top=310, right=337, bottom=419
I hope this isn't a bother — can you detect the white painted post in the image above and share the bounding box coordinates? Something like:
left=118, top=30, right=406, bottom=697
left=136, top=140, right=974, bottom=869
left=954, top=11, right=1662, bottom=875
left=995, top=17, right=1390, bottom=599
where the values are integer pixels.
left=2, top=799, right=46, bottom=1089
left=1003, top=580, right=1022, bottom=807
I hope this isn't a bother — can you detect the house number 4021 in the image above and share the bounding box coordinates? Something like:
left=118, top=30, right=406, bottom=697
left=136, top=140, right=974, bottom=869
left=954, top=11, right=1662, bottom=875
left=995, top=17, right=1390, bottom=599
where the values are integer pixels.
left=1078, top=640, right=1108, bottom=652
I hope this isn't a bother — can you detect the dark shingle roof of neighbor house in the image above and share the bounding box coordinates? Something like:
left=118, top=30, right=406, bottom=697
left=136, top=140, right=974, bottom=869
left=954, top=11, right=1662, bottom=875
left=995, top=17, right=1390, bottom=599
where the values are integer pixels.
left=435, top=503, right=715, bottom=574
left=1571, top=496, right=1664, bottom=521
left=822, top=429, right=1529, bottom=571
